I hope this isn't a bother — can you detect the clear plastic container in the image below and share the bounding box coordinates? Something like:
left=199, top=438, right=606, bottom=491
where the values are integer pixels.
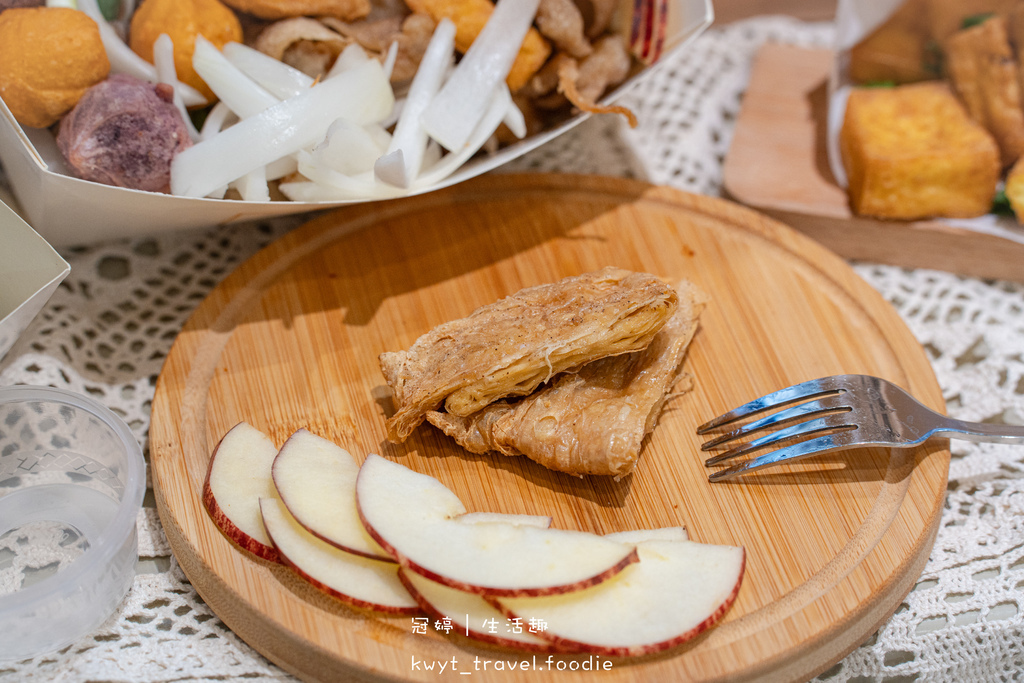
left=0, top=386, right=145, bottom=660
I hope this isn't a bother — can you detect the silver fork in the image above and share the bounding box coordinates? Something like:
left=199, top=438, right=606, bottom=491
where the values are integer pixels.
left=697, top=374, right=1024, bottom=482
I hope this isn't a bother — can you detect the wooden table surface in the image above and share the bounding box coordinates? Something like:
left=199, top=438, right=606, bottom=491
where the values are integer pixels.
left=714, top=0, right=836, bottom=23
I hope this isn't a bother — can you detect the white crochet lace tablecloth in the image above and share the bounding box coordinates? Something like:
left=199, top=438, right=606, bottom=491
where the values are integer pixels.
left=2, top=15, right=1023, bottom=683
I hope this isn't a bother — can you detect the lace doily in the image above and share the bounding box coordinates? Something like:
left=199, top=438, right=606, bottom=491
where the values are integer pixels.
left=1, top=15, right=1023, bottom=682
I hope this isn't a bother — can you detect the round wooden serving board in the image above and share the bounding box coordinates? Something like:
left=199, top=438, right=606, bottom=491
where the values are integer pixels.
left=150, top=174, right=950, bottom=683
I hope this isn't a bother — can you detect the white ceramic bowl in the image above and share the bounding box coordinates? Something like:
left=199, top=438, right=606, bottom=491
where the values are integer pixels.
left=0, top=385, right=146, bottom=660
left=0, top=199, right=69, bottom=361
left=0, top=0, right=712, bottom=247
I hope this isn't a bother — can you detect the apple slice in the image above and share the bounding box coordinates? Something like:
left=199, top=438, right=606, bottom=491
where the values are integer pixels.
left=272, top=429, right=391, bottom=561
left=260, top=498, right=420, bottom=614
left=398, top=569, right=560, bottom=652
left=202, top=421, right=280, bottom=562
left=455, top=512, right=552, bottom=528
left=356, top=454, right=637, bottom=596
left=604, top=526, right=687, bottom=543
left=492, top=539, right=745, bottom=657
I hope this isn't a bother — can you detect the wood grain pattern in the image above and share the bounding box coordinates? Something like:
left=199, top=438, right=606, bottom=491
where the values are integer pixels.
left=723, top=43, right=1024, bottom=284
left=149, top=174, right=949, bottom=683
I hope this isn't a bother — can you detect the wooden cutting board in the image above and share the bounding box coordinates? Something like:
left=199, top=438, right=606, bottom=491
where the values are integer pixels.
left=149, top=173, right=950, bottom=683
left=723, top=43, right=1024, bottom=284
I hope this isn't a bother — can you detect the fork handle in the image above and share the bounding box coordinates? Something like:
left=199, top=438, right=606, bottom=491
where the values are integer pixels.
left=931, top=418, right=1024, bottom=445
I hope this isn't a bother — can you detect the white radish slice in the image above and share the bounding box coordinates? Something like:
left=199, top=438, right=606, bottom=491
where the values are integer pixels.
left=260, top=499, right=420, bottom=614
left=375, top=17, right=455, bottom=188
left=200, top=102, right=235, bottom=140
left=502, top=97, right=527, bottom=139
left=420, top=0, right=540, bottom=152
left=356, top=454, right=637, bottom=596
left=264, top=155, right=298, bottom=181
left=192, top=35, right=279, bottom=119
left=493, top=540, right=745, bottom=657
left=382, top=40, right=399, bottom=81
left=271, top=429, right=391, bottom=561
left=222, top=41, right=314, bottom=100
left=153, top=33, right=200, bottom=142
left=414, top=84, right=514, bottom=189
left=277, top=180, right=354, bottom=202
left=399, top=570, right=557, bottom=652
left=170, top=58, right=394, bottom=198
left=312, top=119, right=386, bottom=176
left=201, top=422, right=280, bottom=562
left=296, top=153, right=390, bottom=197
left=232, top=165, right=269, bottom=202
left=77, top=0, right=206, bottom=107
left=327, top=43, right=372, bottom=78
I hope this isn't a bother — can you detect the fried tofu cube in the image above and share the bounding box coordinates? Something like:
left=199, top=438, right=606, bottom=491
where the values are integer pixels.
left=849, top=0, right=935, bottom=85
left=1004, top=156, right=1024, bottom=220
left=840, top=82, right=1000, bottom=219
left=945, top=15, right=1024, bottom=167
left=926, top=0, right=1019, bottom=43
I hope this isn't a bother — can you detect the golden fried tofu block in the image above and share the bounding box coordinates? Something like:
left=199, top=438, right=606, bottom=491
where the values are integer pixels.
left=849, top=0, right=935, bottom=85
left=926, top=0, right=1019, bottom=43
left=1004, top=156, right=1024, bottom=220
left=840, top=82, right=1000, bottom=219
left=945, top=15, right=1024, bottom=167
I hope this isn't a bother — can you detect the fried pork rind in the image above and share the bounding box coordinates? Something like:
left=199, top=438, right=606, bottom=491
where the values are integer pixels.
left=426, top=280, right=707, bottom=478
left=945, top=15, right=1024, bottom=167
left=528, top=34, right=636, bottom=125
left=322, top=13, right=437, bottom=82
left=536, top=0, right=591, bottom=59
left=379, top=268, right=679, bottom=442
left=252, top=17, right=349, bottom=78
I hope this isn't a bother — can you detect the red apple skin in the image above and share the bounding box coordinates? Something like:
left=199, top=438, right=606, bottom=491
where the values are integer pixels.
left=358, top=504, right=640, bottom=597
left=397, top=570, right=573, bottom=653
left=269, top=541, right=422, bottom=616
left=490, top=549, right=747, bottom=657
left=272, top=430, right=394, bottom=563
left=202, top=428, right=280, bottom=564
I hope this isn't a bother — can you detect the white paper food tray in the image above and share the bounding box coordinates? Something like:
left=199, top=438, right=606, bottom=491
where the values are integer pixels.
left=0, top=199, right=70, bottom=361
left=0, top=0, right=712, bottom=248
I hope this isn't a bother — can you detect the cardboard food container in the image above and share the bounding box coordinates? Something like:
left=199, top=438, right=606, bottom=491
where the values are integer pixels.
left=0, top=199, right=70, bottom=361
left=0, top=0, right=712, bottom=248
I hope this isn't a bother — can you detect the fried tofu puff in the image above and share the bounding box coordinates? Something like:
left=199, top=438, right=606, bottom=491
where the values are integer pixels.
left=0, top=7, right=109, bottom=128
left=840, top=81, right=1001, bottom=220
left=945, top=15, right=1024, bottom=167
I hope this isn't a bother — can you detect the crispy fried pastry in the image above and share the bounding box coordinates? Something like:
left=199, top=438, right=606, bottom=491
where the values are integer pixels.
left=945, top=15, right=1024, bottom=167
left=426, top=280, right=708, bottom=478
left=379, top=268, right=679, bottom=442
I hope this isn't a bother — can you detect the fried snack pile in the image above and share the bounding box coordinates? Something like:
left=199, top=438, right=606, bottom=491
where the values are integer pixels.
left=843, top=0, right=1024, bottom=221
left=380, top=268, right=707, bottom=478
left=0, top=0, right=640, bottom=196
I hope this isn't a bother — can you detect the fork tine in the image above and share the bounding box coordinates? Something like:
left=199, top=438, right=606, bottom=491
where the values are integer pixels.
left=696, top=376, right=846, bottom=434
left=707, top=431, right=860, bottom=482
left=700, top=396, right=849, bottom=451
left=703, top=415, right=856, bottom=466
